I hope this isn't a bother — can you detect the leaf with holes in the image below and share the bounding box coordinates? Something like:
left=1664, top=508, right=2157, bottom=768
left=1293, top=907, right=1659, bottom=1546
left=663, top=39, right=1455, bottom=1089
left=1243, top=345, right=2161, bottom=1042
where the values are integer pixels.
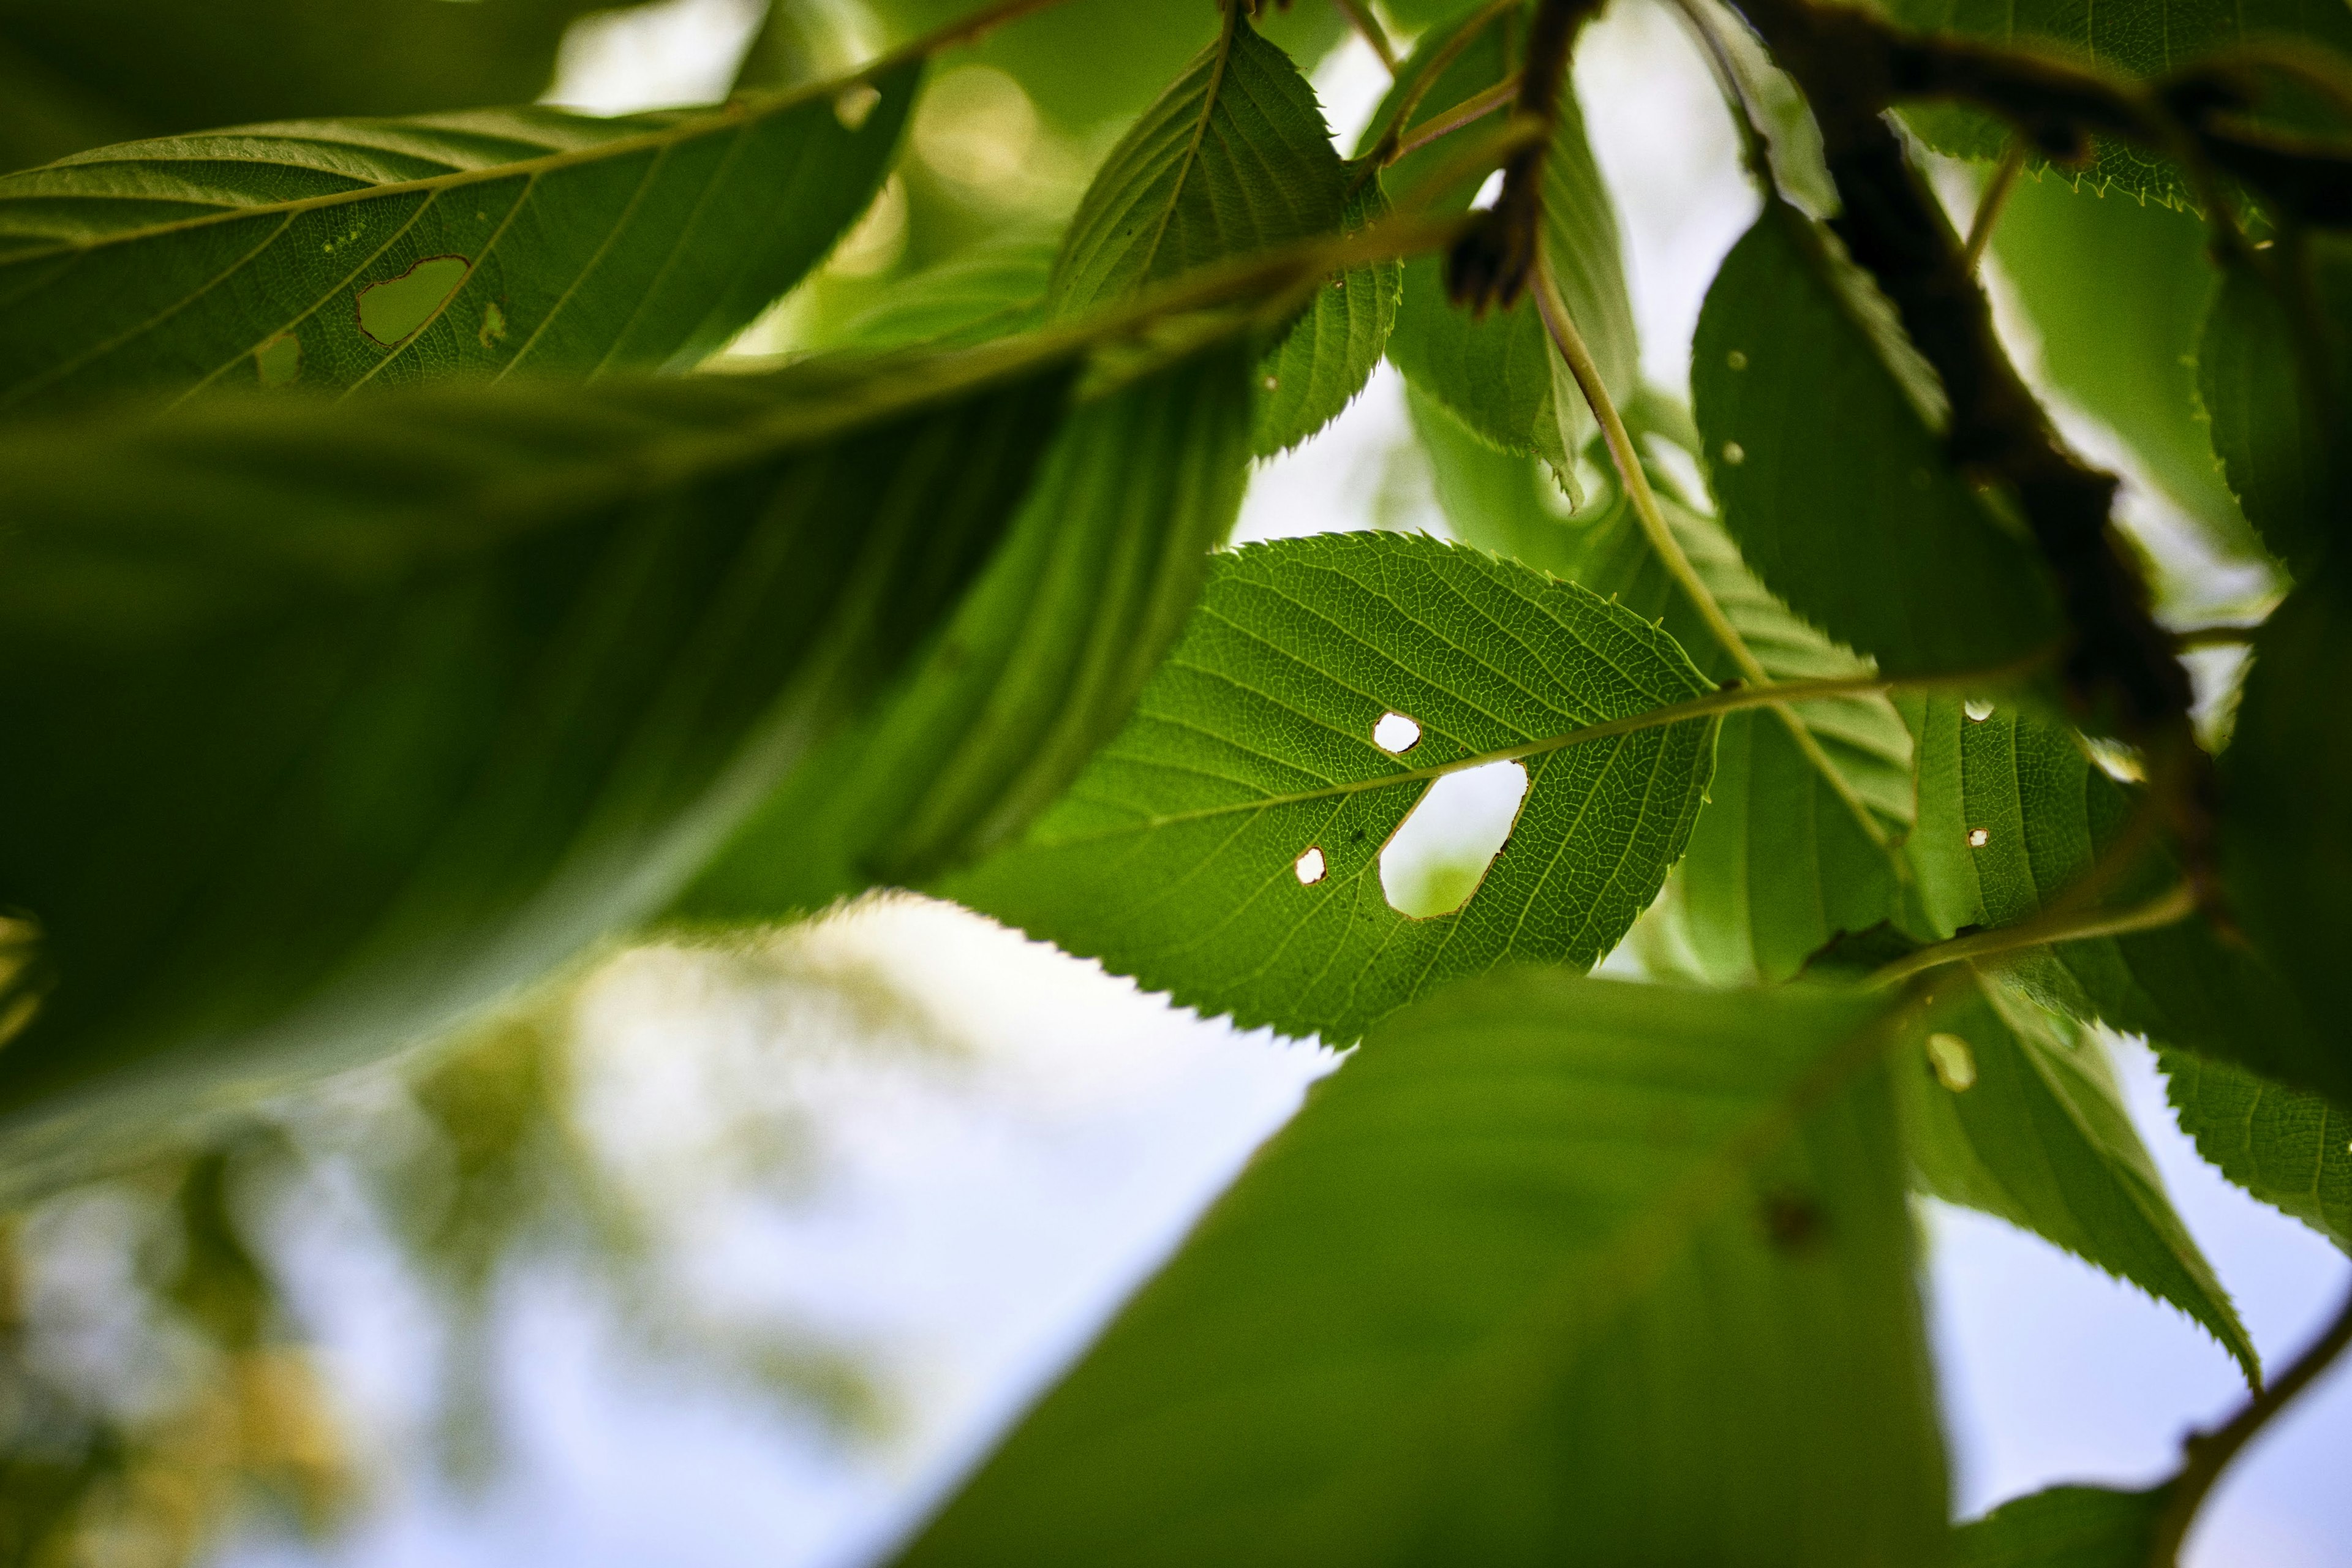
left=1374, top=6, right=1638, bottom=472
left=1902, top=692, right=2346, bottom=1109
left=0, top=62, right=916, bottom=412
left=2162, top=1050, right=2352, bottom=1253
left=894, top=969, right=1947, bottom=1567
left=947, top=530, right=1718, bottom=1045
left=1896, top=971, right=2255, bottom=1382
left=676, top=336, right=1255, bottom=919
left=1694, top=200, right=2064, bottom=676
left=0, top=329, right=1097, bottom=1199
left=1413, top=387, right=1917, bottom=982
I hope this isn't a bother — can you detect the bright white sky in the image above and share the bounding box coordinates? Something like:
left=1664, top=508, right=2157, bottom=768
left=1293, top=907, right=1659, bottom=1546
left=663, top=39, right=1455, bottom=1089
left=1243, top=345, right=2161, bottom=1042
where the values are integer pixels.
left=220, top=7, right=2351, bottom=1566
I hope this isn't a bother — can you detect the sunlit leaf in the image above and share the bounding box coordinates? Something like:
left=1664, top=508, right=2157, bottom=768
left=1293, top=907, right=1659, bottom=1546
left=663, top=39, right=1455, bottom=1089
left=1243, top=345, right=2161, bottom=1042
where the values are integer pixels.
left=2163, top=1050, right=2352, bottom=1253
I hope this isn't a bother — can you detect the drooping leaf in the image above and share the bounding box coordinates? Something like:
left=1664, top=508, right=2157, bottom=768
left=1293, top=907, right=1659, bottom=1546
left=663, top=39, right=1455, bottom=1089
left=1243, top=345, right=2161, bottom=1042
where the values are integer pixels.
left=2197, top=238, right=2352, bottom=577
left=677, top=336, right=1256, bottom=918
left=1693, top=200, right=2064, bottom=676
left=2220, top=570, right=2352, bottom=1102
left=1375, top=9, right=1638, bottom=470
left=1412, top=387, right=1917, bottom=982
left=1877, top=0, right=2352, bottom=205
left=2162, top=1049, right=2352, bottom=1253
left=0, top=0, right=627, bottom=171
left=894, top=970, right=1947, bottom=1567
left=0, top=333, right=1089, bottom=1198
left=948, top=531, right=1719, bottom=1045
left=0, top=63, right=918, bottom=413
left=1953, top=1483, right=2167, bottom=1568
left=1993, top=174, right=2255, bottom=557
left=1902, top=692, right=2346, bottom=1109
left=1253, top=174, right=1402, bottom=456
left=1897, top=972, right=2255, bottom=1381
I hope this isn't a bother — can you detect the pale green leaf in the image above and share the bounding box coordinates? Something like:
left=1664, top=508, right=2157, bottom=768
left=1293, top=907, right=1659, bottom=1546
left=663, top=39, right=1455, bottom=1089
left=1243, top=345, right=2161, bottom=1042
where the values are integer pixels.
left=2162, top=1049, right=2352, bottom=1253
left=1898, top=972, right=2255, bottom=1381
left=1693, top=200, right=2064, bottom=676
left=676, top=336, right=1255, bottom=918
left=816, top=228, right=1058, bottom=354
left=1902, top=693, right=2346, bottom=1109
left=0, top=64, right=918, bottom=412
left=1954, top=1483, right=2166, bottom=1568
left=947, top=531, right=1719, bottom=1045
left=895, top=969, right=1947, bottom=1567
left=0, top=333, right=1091, bottom=1198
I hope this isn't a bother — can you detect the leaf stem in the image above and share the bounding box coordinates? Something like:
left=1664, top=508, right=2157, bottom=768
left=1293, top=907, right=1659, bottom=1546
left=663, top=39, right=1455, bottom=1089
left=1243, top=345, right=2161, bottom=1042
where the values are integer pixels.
left=1863, top=882, right=2197, bottom=989
left=1393, top=75, right=1523, bottom=159
left=1961, top=138, right=2027, bottom=274
left=2146, top=1279, right=2352, bottom=1567
left=1364, top=0, right=1522, bottom=167
left=1333, top=0, right=1400, bottom=74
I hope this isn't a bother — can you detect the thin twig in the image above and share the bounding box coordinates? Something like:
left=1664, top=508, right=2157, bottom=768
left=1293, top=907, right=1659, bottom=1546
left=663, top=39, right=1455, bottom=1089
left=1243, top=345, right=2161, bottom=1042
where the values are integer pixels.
left=1363, top=0, right=1522, bottom=167
left=1393, top=75, right=1523, bottom=159
left=2146, top=1280, right=2352, bottom=1566
left=1962, top=138, right=2028, bottom=273
left=1865, top=883, right=2198, bottom=989
left=1334, top=0, right=1399, bottom=74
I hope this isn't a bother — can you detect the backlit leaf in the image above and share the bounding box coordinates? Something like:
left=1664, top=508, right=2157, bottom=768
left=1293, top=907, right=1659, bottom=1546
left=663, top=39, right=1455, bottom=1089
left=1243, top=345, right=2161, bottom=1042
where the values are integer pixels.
left=1954, top=1483, right=2166, bottom=1568
left=895, top=969, right=1947, bottom=1567
left=2162, top=1050, right=2352, bottom=1253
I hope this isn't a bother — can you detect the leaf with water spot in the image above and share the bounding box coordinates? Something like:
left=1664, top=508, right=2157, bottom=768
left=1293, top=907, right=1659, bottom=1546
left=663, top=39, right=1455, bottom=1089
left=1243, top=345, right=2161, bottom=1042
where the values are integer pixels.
left=0, top=324, right=1129, bottom=1199
left=2162, top=1050, right=2352, bottom=1253
left=1694, top=200, right=2064, bottom=677
left=0, top=61, right=916, bottom=412
left=1896, top=971, right=2255, bottom=1382
left=946, top=530, right=1719, bottom=1045
left=894, top=968, right=1948, bottom=1566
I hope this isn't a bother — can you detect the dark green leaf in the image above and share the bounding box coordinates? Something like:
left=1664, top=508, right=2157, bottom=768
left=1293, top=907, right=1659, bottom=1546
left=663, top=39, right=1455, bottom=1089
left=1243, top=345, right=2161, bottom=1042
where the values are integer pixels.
left=895, top=969, right=1947, bottom=1567
left=0, top=65, right=917, bottom=413
left=2163, top=1049, right=2352, bottom=1253
left=0, top=336, right=1082, bottom=1197
left=1253, top=175, right=1402, bottom=456
left=676, top=336, right=1255, bottom=918
left=1693, top=200, right=2063, bottom=676
left=948, top=531, right=1719, bottom=1045
left=1898, top=973, right=2255, bottom=1381
left=1954, top=1483, right=2167, bottom=1568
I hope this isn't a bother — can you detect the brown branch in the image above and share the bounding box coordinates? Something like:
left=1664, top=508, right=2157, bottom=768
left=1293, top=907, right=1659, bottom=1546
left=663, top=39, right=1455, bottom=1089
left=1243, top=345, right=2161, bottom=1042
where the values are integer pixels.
left=1444, top=0, right=1604, bottom=313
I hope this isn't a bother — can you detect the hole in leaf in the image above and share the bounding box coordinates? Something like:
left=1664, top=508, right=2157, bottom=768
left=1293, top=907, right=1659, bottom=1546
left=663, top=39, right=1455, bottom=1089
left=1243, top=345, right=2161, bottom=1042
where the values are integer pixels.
left=1926, top=1032, right=1977, bottom=1091
left=1720, top=440, right=1746, bottom=466
left=834, top=82, right=881, bottom=130
left=1372, top=711, right=1422, bottom=753
left=1725, top=349, right=1747, bottom=370
left=1966, top=827, right=1990, bottom=848
left=477, top=300, right=508, bottom=349
left=1964, top=698, right=1995, bottom=722
left=356, top=255, right=470, bottom=346
left=1380, top=761, right=1528, bottom=918
left=1294, top=846, right=1327, bottom=886
left=254, top=333, right=300, bottom=387
left=1471, top=170, right=1505, bottom=209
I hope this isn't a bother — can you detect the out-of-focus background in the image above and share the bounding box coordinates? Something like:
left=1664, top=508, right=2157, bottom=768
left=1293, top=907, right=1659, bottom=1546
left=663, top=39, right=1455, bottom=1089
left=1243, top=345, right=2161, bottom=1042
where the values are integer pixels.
left=2, top=3, right=2342, bottom=1565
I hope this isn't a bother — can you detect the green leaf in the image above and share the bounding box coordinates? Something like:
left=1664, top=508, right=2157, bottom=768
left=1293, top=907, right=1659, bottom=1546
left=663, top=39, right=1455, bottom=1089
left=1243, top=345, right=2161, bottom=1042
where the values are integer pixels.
left=0, top=64, right=918, bottom=413
left=1898, top=972, right=2256, bottom=1382
left=0, top=0, right=621, bottom=170
left=1412, top=388, right=1917, bottom=982
left=2163, top=1049, right=2352, bottom=1253
left=2198, top=238, right=2352, bottom=577
left=894, top=969, right=1948, bottom=1567
left=1047, top=13, right=1344, bottom=317
left=676, top=336, right=1255, bottom=919
left=947, top=531, right=1719, bottom=1045
left=0, top=336, right=1086, bottom=1197
left=1375, top=10, right=1638, bottom=470
left=1953, top=1483, right=2166, bottom=1568
left=1253, top=175, right=1402, bottom=456
left=1877, top=0, right=2352, bottom=205
left=2221, top=570, right=2352, bottom=1102
left=818, top=228, right=1058, bottom=354
left=1693, top=200, right=2064, bottom=676
left=1992, top=174, right=2253, bottom=557
left=1902, top=692, right=2346, bottom=1109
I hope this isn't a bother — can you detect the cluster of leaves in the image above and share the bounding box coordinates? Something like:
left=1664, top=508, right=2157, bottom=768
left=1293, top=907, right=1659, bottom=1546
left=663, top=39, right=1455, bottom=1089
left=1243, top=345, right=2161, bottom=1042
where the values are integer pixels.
left=1, top=0, right=2350, bottom=1562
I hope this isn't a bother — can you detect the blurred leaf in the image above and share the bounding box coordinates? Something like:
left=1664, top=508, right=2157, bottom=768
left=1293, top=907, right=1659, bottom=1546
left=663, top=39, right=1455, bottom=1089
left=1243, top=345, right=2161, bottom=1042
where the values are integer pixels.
left=1992, top=175, right=2254, bottom=556
left=1694, top=200, right=2064, bottom=676
left=2162, top=1049, right=2352, bottom=1253
left=1897, top=973, right=2255, bottom=1382
left=0, top=0, right=626, bottom=170
left=677, top=336, right=1255, bottom=918
left=1902, top=693, right=2345, bottom=1109
left=818, top=228, right=1059, bottom=352
left=949, top=531, right=1718, bottom=1044
left=0, top=339, right=1082, bottom=1196
left=2197, top=238, right=2352, bottom=577
left=0, top=65, right=918, bottom=413
left=895, top=969, right=1948, bottom=1566
left=1953, top=1483, right=2166, bottom=1567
